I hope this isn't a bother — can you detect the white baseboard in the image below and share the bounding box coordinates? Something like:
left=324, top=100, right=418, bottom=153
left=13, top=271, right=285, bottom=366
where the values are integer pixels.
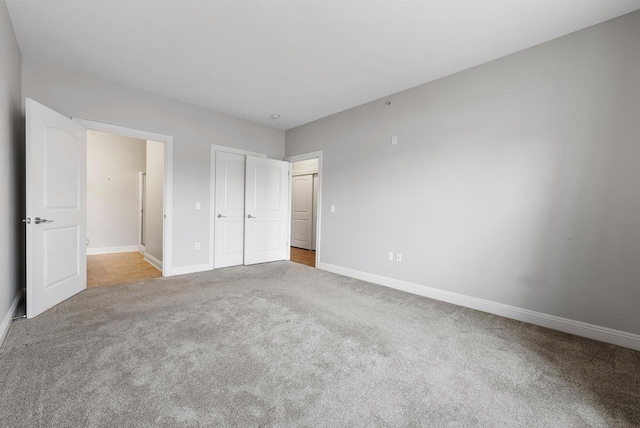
left=138, top=244, right=146, bottom=253
left=318, top=262, right=640, bottom=351
left=143, top=253, right=163, bottom=272
left=0, top=291, right=22, bottom=347
left=87, top=245, right=139, bottom=255
left=167, top=263, right=211, bottom=277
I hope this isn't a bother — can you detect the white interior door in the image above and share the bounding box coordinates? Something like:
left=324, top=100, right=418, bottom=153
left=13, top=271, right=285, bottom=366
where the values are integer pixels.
left=244, top=156, right=290, bottom=265
left=291, top=174, right=313, bottom=249
left=26, top=98, right=87, bottom=318
left=214, top=151, right=245, bottom=268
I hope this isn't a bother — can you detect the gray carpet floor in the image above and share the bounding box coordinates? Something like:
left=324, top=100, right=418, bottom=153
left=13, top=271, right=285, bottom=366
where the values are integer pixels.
left=0, top=261, right=638, bottom=427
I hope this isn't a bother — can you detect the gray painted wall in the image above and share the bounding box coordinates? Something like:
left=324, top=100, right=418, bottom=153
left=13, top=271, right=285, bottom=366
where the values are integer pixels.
left=0, top=1, right=23, bottom=340
left=145, top=140, right=164, bottom=262
left=286, top=11, right=640, bottom=335
left=87, top=131, right=146, bottom=250
left=22, top=59, right=285, bottom=268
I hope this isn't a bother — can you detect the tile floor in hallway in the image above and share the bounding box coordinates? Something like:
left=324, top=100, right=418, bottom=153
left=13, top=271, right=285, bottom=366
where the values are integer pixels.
left=87, top=252, right=162, bottom=287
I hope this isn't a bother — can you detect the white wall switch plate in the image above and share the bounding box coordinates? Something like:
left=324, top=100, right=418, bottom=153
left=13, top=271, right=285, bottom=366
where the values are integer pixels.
left=195, top=242, right=201, bottom=250
left=391, top=136, right=398, bottom=145
left=195, top=202, right=201, bottom=210
left=396, top=254, right=402, bottom=263
left=387, top=252, right=394, bottom=261
left=331, top=205, right=335, bottom=213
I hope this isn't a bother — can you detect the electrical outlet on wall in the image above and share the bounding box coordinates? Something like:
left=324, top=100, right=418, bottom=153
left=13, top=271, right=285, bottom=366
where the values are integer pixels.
left=387, top=252, right=394, bottom=261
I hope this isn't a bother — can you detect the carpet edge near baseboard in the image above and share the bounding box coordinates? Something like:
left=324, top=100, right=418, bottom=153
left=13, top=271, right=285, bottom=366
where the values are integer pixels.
left=318, top=262, right=640, bottom=351
left=0, top=291, right=22, bottom=348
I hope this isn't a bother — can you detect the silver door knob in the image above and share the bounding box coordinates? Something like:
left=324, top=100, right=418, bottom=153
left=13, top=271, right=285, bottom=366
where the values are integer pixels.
left=34, top=217, right=53, bottom=224
left=247, top=214, right=256, bottom=219
left=217, top=214, right=227, bottom=218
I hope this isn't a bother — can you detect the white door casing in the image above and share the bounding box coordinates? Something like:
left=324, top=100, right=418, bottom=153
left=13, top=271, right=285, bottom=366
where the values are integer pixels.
left=244, top=156, right=290, bottom=265
left=214, top=151, right=246, bottom=268
left=312, top=173, right=318, bottom=251
left=26, top=99, right=87, bottom=318
left=291, top=174, right=313, bottom=249
left=74, top=119, right=173, bottom=276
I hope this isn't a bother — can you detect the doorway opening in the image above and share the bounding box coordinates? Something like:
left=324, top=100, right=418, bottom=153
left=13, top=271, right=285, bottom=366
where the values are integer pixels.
left=85, top=130, right=165, bottom=287
left=286, top=151, right=323, bottom=268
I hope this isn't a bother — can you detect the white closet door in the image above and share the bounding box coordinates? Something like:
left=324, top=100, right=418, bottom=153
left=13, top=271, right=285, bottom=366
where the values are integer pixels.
left=214, top=151, right=246, bottom=268
left=244, top=156, right=290, bottom=265
left=291, top=174, right=313, bottom=249
left=26, top=99, right=87, bottom=318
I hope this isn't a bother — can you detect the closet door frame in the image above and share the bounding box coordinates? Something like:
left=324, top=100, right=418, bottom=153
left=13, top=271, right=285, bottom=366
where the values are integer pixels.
left=209, top=145, right=267, bottom=270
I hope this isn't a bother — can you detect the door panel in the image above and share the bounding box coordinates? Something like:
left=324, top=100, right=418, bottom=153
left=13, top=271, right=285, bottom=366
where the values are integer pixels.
left=26, top=98, right=87, bottom=318
left=214, top=151, right=245, bottom=268
left=291, top=174, right=313, bottom=249
left=252, top=221, right=281, bottom=251
left=45, top=128, right=81, bottom=209
left=223, top=222, right=244, bottom=253
left=253, top=166, right=282, bottom=210
left=244, top=156, right=290, bottom=265
left=44, top=226, right=80, bottom=287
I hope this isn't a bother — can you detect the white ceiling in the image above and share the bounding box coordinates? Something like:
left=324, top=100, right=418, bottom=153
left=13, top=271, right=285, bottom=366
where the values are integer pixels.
left=7, top=0, right=640, bottom=130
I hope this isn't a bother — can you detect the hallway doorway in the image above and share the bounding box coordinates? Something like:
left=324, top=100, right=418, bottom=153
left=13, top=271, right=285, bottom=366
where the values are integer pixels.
left=287, top=151, right=323, bottom=268
left=86, top=129, right=165, bottom=287
left=87, top=252, right=161, bottom=287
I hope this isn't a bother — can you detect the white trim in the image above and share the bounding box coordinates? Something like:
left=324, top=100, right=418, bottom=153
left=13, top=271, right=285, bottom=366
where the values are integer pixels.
left=170, top=263, right=211, bottom=276
left=87, top=245, right=139, bottom=255
left=144, top=253, right=163, bottom=271
left=0, top=292, right=22, bottom=347
left=74, top=118, right=173, bottom=277
left=138, top=244, right=146, bottom=253
left=75, top=119, right=173, bottom=143
left=210, top=144, right=267, bottom=158
left=138, top=171, right=145, bottom=249
left=318, top=262, right=640, bottom=351
left=292, top=166, right=319, bottom=176
left=287, top=163, right=292, bottom=259
left=208, top=145, right=268, bottom=270
left=286, top=151, right=323, bottom=267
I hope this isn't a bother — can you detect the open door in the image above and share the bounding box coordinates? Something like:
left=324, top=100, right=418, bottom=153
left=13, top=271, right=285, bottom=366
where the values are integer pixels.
left=244, top=156, right=290, bottom=265
left=26, top=99, right=87, bottom=318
